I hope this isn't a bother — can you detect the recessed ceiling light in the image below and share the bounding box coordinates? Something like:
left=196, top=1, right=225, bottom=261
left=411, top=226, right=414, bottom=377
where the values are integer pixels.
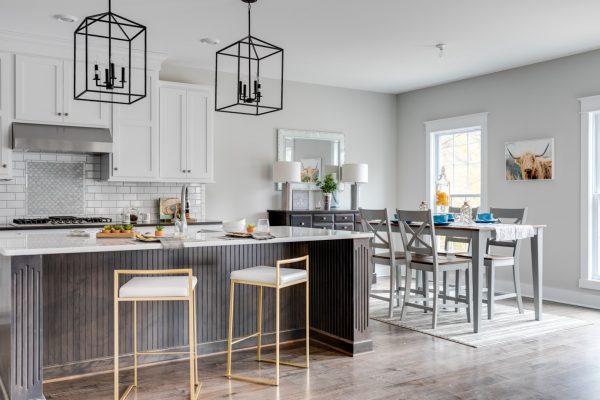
left=54, top=14, right=79, bottom=23
left=200, top=38, right=221, bottom=45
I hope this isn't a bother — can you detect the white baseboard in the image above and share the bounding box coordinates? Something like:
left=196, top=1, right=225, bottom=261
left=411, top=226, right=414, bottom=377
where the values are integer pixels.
left=495, top=279, right=600, bottom=310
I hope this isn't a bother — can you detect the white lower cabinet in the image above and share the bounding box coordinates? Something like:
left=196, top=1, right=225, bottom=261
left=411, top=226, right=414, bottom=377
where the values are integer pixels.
left=159, top=82, right=214, bottom=182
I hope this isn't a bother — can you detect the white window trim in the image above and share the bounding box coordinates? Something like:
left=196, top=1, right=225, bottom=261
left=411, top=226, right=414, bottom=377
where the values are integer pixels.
left=579, top=95, right=600, bottom=290
left=424, top=112, right=488, bottom=212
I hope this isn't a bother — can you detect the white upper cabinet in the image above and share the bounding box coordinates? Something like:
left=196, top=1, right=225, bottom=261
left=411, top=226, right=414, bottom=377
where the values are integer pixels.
left=111, top=71, right=158, bottom=180
left=15, top=54, right=110, bottom=127
left=64, top=62, right=110, bottom=126
left=0, top=53, right=13, bottom=177
left=186, top=89, right=213, bottom=180
left=159, top=86, right=188, bottom=180
left=159, top=82, right=214, bottom=183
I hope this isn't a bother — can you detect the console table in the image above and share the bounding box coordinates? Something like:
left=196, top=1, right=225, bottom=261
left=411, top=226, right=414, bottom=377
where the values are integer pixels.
left=268, top=209, right=362, bottom=231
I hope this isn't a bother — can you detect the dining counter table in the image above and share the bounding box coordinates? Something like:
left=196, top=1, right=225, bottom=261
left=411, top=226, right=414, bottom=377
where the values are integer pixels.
left=389, top=222, right=546, bottom=333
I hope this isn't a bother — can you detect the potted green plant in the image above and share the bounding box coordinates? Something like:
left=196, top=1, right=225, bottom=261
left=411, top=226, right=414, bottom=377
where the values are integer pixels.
left=155, top=225, right=165, bottom=237
left=122, top=224, right=134, bottom=233
left=102, top=225, right=112, bottom=234
left=316, top=173, right=338, bottom=211
left=111, top=225, right=123, bottom=234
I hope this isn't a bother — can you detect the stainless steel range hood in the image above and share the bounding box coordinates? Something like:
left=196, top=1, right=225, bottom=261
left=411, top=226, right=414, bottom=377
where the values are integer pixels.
left=12, top=122, right=113, bottom=154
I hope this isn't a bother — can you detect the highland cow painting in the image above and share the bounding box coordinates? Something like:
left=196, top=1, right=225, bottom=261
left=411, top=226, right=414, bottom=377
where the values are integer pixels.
left=505, top=138, right=554, bottom=181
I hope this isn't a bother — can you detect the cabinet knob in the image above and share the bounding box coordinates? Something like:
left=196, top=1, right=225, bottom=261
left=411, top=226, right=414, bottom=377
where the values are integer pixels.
left=1, top=164, right=6, bottom=168
left=114, top=167, right=118, bottom=171
left=64, top=112, right=69, bottom=116
left=187, top=170, right=191, bottom=173
left=182, top=169, right=186, bottom=173
left=57, top=112, right=62, bottom=116
left=300, top=222, right=305, bottom=226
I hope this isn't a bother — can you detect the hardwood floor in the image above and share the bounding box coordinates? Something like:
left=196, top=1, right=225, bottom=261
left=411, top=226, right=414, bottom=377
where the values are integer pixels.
left=45, top=298, right=600, bottom=400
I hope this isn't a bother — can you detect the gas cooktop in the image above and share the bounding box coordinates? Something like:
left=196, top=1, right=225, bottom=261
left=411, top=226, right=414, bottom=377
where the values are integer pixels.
left=11, top=216, right=113, bottom=226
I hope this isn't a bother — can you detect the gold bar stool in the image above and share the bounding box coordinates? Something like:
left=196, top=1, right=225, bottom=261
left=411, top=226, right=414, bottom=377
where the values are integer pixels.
left=114, top=269, right=201, bottom=400
left=226, top=255, right=310, bottom=386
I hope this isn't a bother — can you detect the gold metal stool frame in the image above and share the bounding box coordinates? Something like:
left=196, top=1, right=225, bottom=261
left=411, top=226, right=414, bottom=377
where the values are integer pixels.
left=114, top=269, right=201, bottom=400
left=226, top=255, right=310, bottom=386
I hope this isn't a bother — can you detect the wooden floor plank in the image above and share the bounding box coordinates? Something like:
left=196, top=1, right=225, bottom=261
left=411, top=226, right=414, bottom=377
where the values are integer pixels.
left=44, top=298, right=600, bottom=400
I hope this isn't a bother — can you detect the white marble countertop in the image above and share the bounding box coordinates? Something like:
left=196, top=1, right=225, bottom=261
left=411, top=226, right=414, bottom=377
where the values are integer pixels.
left=0, top=226, right=373, bottom=256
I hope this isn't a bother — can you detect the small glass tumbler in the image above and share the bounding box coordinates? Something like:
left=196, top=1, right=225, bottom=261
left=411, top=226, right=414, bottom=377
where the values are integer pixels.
left=257, top=219, right=270, bottom=233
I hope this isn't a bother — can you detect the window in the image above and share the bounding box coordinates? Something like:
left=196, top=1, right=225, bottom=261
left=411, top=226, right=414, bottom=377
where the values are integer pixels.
left=580, top=96, right=600, bottom=289
left=425, top=113, right=488, bottom=212
left=434, top=129, right=482, bottom=208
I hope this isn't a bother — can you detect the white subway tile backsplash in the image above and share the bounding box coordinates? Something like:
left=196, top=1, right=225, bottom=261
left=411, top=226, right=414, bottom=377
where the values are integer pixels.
left=2, top=151, right=206, bottom=221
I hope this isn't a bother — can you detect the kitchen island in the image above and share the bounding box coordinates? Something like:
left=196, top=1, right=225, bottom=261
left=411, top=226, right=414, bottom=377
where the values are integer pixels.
left=0, top=226, right=372, bottom=400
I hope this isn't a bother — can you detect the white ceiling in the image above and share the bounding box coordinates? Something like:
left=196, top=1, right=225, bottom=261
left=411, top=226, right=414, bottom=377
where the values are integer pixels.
left=2, top=0, right=600, bottom=93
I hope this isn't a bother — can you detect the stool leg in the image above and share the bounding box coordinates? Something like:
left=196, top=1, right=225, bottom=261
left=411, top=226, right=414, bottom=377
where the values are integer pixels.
left=226, top=281, right=235, bottom=378
left=257, top=286, right=263, bottom=362
left=133, top=301, right=138, bottom=388
left=305, top=280, right=310, bottom=368
left=188, top=293, right=195, bottom=399
left=193, top=289, right=199, bottom=386
left=275, top=286, right=280, bottom=386
left=114, top=277, right=119, bottom=400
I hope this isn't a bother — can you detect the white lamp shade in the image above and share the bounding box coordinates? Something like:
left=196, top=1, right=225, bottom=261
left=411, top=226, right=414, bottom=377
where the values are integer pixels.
left=273, top=161, right=301, bottom=183
left=342, top=163, right=368, bottom=183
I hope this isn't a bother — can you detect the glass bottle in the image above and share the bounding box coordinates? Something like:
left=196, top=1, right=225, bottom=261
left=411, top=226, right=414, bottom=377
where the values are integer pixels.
left=435, top=166, right=450, bottom=214
left=419, top=201, right=429, bottom=211
left=460, top=200, right=473, bottom=224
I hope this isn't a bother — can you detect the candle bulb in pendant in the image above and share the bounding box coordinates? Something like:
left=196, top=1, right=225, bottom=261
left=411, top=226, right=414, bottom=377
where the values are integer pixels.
left=243, top=84, right=247, bottom=100
left=110, top=63, right=115, bottom=82
left=94, top=64, right=99, bottom=82
left=120, top=67, right=125, bottom=83
left=253, top=80, right=258, bottom=96
left=238, top=81, right=242, bottom=98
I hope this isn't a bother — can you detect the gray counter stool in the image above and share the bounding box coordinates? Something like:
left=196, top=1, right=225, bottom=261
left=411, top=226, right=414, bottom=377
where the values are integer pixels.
left=458, top=207, right=528, bottom=319
left=226, top=255, right=309, bottom=386
left=359, top=208, right=406, bottom=318
left=396, top=209, right=473, bottom=329
left=114, top=269, right=201, bottom=400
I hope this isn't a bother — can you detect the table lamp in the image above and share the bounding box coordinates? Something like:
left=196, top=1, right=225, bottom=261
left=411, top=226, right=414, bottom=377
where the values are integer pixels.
left=273, top=161, right=301, bottom=210
left=342, top=163, right=368, bottom=210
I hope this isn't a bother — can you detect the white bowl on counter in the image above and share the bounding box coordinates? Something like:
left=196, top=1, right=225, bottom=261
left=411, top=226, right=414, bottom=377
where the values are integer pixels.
left=222, top=218, right=246, bottom=233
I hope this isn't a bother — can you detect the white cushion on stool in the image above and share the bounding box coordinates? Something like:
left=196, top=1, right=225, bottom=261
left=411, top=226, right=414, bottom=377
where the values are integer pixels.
left=119, top=276, right=198, bottom=298
left=231, top=266, right=307, bottom=286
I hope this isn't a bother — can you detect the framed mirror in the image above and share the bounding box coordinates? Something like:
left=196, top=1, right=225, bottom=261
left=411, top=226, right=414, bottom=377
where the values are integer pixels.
left=277, top=129, right=345, bottom=191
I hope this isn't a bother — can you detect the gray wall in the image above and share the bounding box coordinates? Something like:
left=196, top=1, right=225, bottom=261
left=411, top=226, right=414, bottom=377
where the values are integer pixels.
left=160, top=64, right=398, bottom=223
left=396, top=49, right=600, bottom=308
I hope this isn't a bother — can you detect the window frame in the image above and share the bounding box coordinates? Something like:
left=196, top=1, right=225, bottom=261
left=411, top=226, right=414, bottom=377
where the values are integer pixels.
left=425, top=112, right=488, bottom=213
left=579, top=95, right=600, bottom=290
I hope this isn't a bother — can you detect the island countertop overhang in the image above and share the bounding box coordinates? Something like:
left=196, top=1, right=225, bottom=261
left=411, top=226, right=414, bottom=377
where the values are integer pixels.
left=0, top=226, right=373, bottom=257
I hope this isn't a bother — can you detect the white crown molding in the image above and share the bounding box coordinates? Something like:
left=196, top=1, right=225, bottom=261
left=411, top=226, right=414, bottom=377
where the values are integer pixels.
left=0, top=29, right=167, bottom=71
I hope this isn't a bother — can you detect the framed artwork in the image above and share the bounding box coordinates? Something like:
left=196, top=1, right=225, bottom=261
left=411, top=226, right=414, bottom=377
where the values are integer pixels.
left=292, top=190, right=310, bottom=210
left=505, top=138, right=554, bottom=181
left=159, top=198, right=180, bottom=220
left=300, top=158, right=321, bottom=183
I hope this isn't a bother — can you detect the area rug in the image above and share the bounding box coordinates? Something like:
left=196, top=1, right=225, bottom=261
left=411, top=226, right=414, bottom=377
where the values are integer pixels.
left=370, top=302, right=592, bottom=348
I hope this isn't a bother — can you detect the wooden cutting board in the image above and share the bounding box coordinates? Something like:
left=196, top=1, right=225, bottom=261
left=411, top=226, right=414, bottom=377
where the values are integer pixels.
left=96, top=232, right=137, bottom=238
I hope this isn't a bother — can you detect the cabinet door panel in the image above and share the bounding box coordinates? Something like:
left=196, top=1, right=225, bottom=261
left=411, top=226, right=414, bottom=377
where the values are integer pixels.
left=186, top=89, right=212, bottom=180
left=15, top=55, right=63, bottom=123
left=112, top=72, right=157, bottom=179
left=159, top=87, right=187, bottom=180
left=63, top=61, right=110, bottom=127
left=0, top=54, right=12, bottom=177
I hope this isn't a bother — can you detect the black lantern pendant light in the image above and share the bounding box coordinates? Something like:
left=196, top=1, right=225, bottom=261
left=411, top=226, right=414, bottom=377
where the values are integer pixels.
left=74, top=0, right=147, bottom=105
left=215, top=0, right=284, bottom=116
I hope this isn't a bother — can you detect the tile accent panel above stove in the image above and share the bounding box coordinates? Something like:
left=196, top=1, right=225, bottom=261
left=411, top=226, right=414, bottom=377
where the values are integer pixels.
left=27, top=161, right=85, bottom=216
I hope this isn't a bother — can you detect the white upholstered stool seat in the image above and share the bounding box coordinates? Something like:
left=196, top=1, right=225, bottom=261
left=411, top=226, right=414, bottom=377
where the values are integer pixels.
left=231, top=266, right=307, bottom=286
left=119, top=276, right=198, bottom=298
